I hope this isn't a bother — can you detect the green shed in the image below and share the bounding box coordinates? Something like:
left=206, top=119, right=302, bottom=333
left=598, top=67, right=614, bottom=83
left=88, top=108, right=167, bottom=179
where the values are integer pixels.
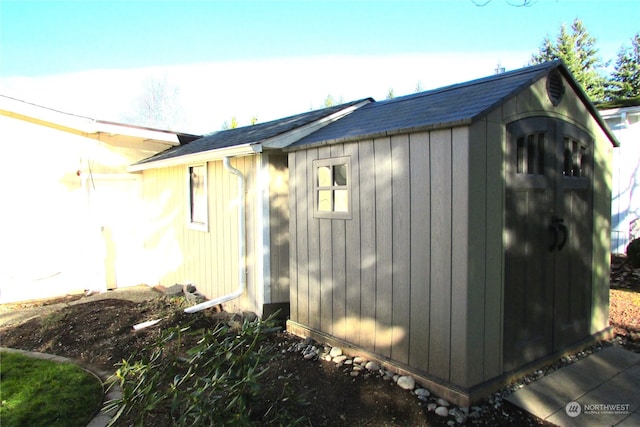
left=285, top=61, right=618, bottom=405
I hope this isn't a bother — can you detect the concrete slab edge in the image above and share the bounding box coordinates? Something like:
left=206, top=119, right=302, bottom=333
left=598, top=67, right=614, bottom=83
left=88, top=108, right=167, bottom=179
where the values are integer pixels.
left=0, top=347, right=121, bottom=427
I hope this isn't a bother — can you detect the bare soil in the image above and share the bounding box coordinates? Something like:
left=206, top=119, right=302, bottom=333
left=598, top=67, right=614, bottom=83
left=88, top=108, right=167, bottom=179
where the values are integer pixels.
left=1, top=256, right=639, bottom=426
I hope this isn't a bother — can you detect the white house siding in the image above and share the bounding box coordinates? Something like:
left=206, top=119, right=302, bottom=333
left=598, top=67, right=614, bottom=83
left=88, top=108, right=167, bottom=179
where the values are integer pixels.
left=601, top=106, right=640, bottom=254
left=0, top=114, right=158, bottom=303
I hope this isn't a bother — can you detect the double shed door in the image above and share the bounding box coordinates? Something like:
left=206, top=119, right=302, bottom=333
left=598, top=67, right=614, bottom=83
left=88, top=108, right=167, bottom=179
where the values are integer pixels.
left=504, top=117, right=594, bottom=372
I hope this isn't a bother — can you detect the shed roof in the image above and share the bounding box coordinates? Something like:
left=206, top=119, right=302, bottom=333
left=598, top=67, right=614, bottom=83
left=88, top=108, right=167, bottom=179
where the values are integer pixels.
left=289, top=60, right=618, bottom=149
left=133, top=99, right=371, bottom=168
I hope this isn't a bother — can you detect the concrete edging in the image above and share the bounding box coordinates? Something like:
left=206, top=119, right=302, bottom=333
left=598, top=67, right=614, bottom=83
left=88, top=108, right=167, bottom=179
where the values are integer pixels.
left=0, top=347, right=121, bottom=427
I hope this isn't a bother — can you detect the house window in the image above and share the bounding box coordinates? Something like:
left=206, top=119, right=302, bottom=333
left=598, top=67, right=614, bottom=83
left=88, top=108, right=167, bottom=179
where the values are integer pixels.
left=188, top=164, right=208, bottom=230
left=313, top=157, right=351, bottom=219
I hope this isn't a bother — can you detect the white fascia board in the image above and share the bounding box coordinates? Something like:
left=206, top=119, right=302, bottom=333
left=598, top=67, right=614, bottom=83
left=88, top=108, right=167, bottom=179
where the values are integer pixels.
left=0, top=95, right=183, bottom=146
left=127, top=143, right=261, bottom=172
left=92, top=121, right=182, bottom=146
left=259, top=99, right=372, bottom=149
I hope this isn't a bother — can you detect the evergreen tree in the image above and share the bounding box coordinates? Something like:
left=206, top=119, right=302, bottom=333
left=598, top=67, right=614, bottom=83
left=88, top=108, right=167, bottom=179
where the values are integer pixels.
left=530, top=18, right=608, bottom=102
left=607, top=33, right=640, bottom=100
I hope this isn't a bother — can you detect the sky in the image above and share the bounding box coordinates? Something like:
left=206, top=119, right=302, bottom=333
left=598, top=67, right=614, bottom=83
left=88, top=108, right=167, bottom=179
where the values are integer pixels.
left=0, top=0, right=638, bottom=134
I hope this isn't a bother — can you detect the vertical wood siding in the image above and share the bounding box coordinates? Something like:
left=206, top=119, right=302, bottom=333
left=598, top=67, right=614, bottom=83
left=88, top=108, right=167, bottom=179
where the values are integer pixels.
left=142, top=157, right=260, bottom=313
left=268, top=154, right=290, bottom=303
left=289, top=129, right=471, bottom=385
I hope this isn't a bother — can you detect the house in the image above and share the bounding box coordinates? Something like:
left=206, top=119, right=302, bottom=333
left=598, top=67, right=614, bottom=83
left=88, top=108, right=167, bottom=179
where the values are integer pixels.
left=600, top=102, right=640, bottom=253
left=0, top=95, right=199, bottom=303
left=131, top=60, right=616, bottom=405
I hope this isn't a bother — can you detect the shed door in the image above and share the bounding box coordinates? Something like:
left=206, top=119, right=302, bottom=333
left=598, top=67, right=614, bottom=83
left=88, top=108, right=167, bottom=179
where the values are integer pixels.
left=504, top=117, right=593, bottom=372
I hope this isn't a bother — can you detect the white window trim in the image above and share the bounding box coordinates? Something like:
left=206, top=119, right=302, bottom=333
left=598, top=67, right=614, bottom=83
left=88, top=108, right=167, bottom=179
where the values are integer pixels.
left=313, top=156, right=352, bottom=220
left=188, top=163, right=208, bottom=231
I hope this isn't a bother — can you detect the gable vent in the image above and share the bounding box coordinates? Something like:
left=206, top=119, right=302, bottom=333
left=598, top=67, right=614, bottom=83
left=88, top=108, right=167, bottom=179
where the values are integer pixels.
left=546, top=69, right=565, bottom=106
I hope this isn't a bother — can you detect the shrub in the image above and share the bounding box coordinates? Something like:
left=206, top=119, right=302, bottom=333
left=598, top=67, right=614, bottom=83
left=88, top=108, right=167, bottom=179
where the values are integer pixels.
left=627, top=237, right=640, bottom=268
left=105, top=317, right=302, bottom=426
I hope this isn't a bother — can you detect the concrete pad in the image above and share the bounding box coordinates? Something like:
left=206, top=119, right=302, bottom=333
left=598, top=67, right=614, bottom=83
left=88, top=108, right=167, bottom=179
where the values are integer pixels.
left=616, top=410, right=640, bottom=426
left=506, top=347, right=640, bottom=427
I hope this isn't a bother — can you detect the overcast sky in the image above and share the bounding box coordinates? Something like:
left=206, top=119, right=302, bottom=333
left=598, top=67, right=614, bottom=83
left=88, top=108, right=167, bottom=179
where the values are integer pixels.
left=1, top=0, right=638, bottom=134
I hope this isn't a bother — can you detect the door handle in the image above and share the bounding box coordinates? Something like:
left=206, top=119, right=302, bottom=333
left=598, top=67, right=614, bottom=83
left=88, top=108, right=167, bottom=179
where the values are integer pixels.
left=557, top=222, right=568, bottom=251
left=548, top=223, right=558, bottom=252
left=549, top=216, right=568, bottom=252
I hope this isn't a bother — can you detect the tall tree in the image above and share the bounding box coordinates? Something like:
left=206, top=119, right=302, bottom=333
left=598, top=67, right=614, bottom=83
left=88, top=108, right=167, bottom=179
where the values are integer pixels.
left=530, top=18, right=608, bottom=102
left=607, top=33, right=640, bottom=100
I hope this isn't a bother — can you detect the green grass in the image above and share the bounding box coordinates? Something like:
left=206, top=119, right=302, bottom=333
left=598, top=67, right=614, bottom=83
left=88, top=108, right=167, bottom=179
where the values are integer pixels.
left=0, top=351, right=103, bottom=427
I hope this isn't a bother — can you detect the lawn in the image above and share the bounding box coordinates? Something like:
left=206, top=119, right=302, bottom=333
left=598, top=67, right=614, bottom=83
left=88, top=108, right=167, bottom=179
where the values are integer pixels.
left=0, top=351, right=103, bottom=427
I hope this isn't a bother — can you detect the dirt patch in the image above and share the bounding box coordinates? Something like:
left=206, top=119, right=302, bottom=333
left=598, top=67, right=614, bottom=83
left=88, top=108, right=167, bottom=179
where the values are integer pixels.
left=1, top=262, right=639, bottom=426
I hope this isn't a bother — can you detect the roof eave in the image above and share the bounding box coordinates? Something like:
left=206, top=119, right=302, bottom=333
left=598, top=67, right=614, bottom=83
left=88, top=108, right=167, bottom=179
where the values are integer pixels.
left=128, top=143, right=261, bottom=172
left=260, top=99, right=373, bottom=149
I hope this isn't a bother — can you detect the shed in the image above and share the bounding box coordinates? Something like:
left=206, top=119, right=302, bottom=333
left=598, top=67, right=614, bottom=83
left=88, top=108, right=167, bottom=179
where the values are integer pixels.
left=284, top=61, right=618, bottom=405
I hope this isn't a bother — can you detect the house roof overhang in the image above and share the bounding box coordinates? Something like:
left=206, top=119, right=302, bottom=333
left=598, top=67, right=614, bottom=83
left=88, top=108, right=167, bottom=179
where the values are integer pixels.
left=127, top=142, right=262, bottom=172
left=0, top=94, right=200, bottom=149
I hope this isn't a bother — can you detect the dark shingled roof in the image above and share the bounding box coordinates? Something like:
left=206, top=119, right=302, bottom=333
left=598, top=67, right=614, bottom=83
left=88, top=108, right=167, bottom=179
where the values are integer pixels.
left=290, top=61, right=572, bottom=148
left=135, top=99, right=371, bottom=165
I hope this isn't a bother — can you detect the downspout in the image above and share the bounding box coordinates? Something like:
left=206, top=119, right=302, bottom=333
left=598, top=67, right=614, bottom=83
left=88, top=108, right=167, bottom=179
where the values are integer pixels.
left=184, top=156, right=246, bottom=313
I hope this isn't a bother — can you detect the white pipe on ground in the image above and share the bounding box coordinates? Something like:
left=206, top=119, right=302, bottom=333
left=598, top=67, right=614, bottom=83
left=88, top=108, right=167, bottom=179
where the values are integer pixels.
left=184, top=157, right=246, bottom=314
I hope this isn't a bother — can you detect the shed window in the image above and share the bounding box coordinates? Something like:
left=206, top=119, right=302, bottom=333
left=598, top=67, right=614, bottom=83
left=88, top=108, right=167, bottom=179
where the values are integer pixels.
left=188, top=164, right=208, bottom=231
left=516, top=133, right=545, bottom=175
left=563, top=137, right=589, bottom=178
left=313, top=157, right=351, bottom=219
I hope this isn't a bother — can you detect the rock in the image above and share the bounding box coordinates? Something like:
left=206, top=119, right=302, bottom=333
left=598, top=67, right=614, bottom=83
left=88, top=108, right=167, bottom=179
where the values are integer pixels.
left=427, top=403, right=438, bottom=411
left=350, top=371, right=360, bottom=377
left=332, top=355, right=347, bottom=364
left=344, top=359, right=353, bottom=365
left=353, top=356, right=365, bottom=364
left=164, top=284, right=184, bottom=296
left=329, top=347, right=343, bottom=358
left=242, top=311, right=258, bottom=322
left=365, top=361, right=380, bottom=371
left=397, top=375, right=415, bottom=390
left=436, top=398, right=450, bottom=407
left=414, top=388, right=430, bottom=398
left=324, top=355, right=332, bottom=362
left=449, top=408, right=467, bottom=424
left=303, top=353, right=316, bottom=360
left=435, top=406, right=449, bottom=417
